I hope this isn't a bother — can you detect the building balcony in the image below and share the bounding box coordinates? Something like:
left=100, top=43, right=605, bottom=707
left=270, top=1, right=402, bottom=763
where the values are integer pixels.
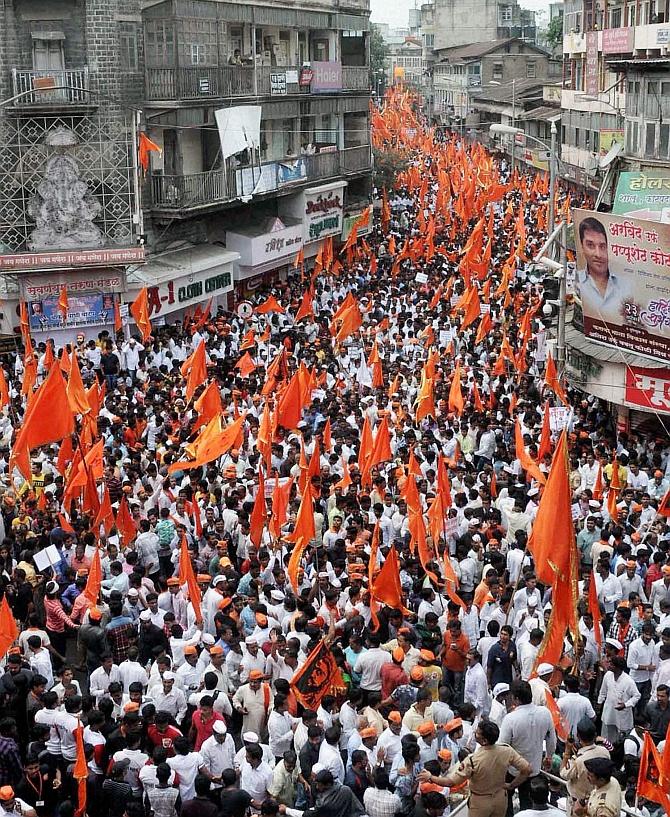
left=145, top=64, right=369, bottom=102
left=11, top=67, right=91, bottom=106
left=150, top=145, right=371, bottom=215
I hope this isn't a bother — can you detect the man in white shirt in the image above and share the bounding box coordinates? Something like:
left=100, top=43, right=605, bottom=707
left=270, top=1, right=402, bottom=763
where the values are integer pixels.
left=153, top=672, right=187, bottom=725
left=628, top=624, right=657, bottom=710
left=354, top=633, right=391, bottom=695
left=318, top=726, right=345, bottom=783
left=499, top=680, right=556, bottom=780
left=516, top=776, right=563, bottom=817
left=26, top=635, right=53, bottom=689
left=267, top=694, right=296, bottom=760
left=239, top=743, right=273, bottom=811
left=557, top=675, right=596, bottom=737
left=200, top=721, right=236, bottom=788
left=463, top=649, right=489, bottom=717
left=89, top=655, right=122, bottom=703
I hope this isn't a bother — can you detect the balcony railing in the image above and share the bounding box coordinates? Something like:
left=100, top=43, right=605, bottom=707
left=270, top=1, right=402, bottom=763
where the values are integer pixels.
left=145, top=64, right=369, bottom=101
left=11, top=67, right=90, bottom=106
left=150, top=146, right=371, bottom=211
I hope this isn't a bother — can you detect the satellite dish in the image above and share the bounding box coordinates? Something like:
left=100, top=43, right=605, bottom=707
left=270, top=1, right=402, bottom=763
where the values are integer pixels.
left=599, top=140, right=623, bottom=169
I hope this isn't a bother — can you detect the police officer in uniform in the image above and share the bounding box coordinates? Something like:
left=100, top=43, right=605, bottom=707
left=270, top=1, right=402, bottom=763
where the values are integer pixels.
left=418, top=720, right=532, bottom=817
left=574, top=758, right=621, bottom=817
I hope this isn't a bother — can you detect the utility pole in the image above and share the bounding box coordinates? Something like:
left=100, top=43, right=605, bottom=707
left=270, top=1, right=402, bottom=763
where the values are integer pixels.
left=548, top=119, right=557, bottom=238
left=557, top=219, right=568, bottom=374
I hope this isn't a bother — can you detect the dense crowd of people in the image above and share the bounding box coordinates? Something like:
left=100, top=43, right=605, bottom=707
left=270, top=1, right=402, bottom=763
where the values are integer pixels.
left=0, top=90, right=667, bottom=817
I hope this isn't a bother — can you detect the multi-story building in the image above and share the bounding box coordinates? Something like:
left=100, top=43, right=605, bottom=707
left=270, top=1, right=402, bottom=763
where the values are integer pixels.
left=432, top=38, right=553, bottom=124
left=559, top=1, right=670, bottom=431
left=0, top=0, right=146, bottom=342
left=140, top=0, right=372, bottom=307
left=432, top=0, right=536, bottom=52
left=0, top=0, right=372, bottom=334
left=386, top=36, right=423, bottom=88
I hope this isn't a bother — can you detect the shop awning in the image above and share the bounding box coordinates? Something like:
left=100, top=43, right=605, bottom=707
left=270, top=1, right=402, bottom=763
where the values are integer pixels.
left=566, top=324, right=667, bottom=369
left=127, top=244, right=240, bottom=288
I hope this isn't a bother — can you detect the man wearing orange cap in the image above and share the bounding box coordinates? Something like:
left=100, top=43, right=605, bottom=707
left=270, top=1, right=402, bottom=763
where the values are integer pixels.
left=380, top=647, right=408, bottom=699
left=233, top=668, right=273, bottom=741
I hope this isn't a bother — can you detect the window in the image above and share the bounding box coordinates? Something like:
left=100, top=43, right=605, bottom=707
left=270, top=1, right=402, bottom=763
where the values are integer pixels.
left=180, top=18, right=218, bottom=67
left=526, top=61, right=536, bottom=78
left=610, top=7, right=622, bottom=27
left=145, top=21, right=176, bottom=67
left=499, top=5, right=513, bottom=22
left=562, top=124, right=567, bottom=144
left=575, top=126, right=580, bottom=146
left=625, top=120, right=639, bottom=154
left=585, top=129, right=591, bottom=150
left=646, top=121, right=657, bottom=156
left=120, top=23, right=139, bottom=71
left=661, top=123, right=670, bottom=157
left=592, top=131, right=599, bottom=153
left=646, top=81, right=659, bottom=118
left=492, top=62, right=503, bottom=80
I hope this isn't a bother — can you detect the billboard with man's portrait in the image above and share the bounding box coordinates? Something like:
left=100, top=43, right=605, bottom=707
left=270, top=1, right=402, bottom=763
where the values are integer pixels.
left=573, top=208, right=670, bottom=363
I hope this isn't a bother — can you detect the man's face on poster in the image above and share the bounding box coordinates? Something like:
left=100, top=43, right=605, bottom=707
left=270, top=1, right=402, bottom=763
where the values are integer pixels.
left=582, top=227, right=609, bottom=277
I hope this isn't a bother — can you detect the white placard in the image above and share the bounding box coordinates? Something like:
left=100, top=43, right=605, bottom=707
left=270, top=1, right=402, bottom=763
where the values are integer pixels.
left=549, top=406, right=570, bottom=432
left=33, top=544, right=62, bottom=573
left=415, top=272, right=428, bottom=284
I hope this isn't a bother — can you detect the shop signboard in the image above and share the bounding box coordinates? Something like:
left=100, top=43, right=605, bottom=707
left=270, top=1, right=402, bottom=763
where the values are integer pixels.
left=624, top=365, right=670, bottom=413
left=227, top=222, right=303, bottom=268
left=311, top=61, right=342, bottom=93
left=573, top=208, right=670, bottom=362
left=585, top=31, right=599, bottom=96
left=612, top=170, right=670, bottom=223
left=142, top=267, right=233, bottom=317
left=304, top=183, right=345, bottom=242
left=602, top=27, right=634, bottom=53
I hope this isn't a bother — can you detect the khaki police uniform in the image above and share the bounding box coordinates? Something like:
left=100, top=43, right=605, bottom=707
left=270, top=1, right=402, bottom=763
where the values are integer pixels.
left=560, top=744, right=611, bottom=815
left=585, top=778, right=622, bottom=817
left=446, top=743, right=531, bottom=817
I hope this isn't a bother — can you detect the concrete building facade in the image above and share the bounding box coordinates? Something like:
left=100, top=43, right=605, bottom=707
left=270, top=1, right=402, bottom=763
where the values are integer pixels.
left=0, top=0, right=373, bottom=333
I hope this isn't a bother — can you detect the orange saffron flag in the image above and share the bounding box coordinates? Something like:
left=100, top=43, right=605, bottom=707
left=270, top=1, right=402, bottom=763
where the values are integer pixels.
left=448, top=363, right=464, bottom=416
left=67, top=353, right=91, bottom=416
left=116, top=495, right=137, bottom=546
left=179, top=534, right=202, bottom=622
left=83, top=548, right=102, bottom=605
left=0, top=596, right=18, bottom=660
left=295, top=287, right=314, bottom=323
left=130, top=287, right=152, bottom=342
left=544, top=350, right=567, bottom=404
left=10, top=364, right=75, bottom=481
left=637, top=731, right=670, bottom=814
left=73, top=718, right=88, bottom=817
left=256, top=295, right=285, bottom=314
left=545, top=689, right=569, bottom=742
left=184, top=340, right=207, bottom=403
left=249, top=468, right=267, bottom=548
left=286, top=489, right=315, bottom=592
left=588, top=569, right=603, bottom=654
left=57, top=287, right=69, bottom=319
left=527, top=430, right=574, bottom=587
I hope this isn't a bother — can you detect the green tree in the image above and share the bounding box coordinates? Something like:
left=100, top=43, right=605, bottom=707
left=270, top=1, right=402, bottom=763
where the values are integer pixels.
left=370, top=24, right=388, bottom=95
left=373, top=147, right=408, bottom=191
left=545, top=14, right=563, bottom=49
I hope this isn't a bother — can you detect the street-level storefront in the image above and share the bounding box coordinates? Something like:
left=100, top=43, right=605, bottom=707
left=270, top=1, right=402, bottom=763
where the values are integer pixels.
left=565, top=325, right=670, bottom=436
left=279, top=180, right=347, bottom=261
left=126, top=244, right=238, bottom=327
left=226, top=217, right=302, bottom=301
left=0, top=247, right=144, bottom=347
